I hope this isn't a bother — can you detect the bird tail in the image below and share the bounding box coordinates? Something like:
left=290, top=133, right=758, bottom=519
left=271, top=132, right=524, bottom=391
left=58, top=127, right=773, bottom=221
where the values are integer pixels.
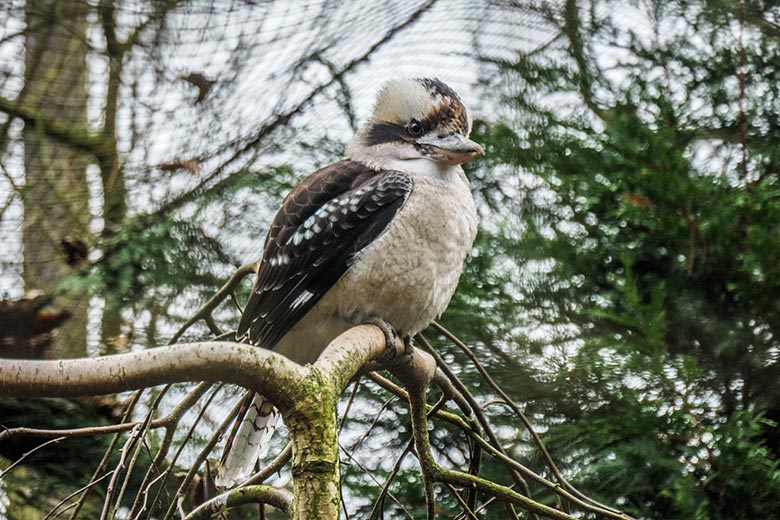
left=216, top=391, right=280, bottom=488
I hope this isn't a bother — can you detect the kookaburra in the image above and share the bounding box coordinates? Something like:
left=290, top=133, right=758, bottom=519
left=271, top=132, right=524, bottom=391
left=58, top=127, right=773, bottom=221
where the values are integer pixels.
left=216, top=77, right=482, bottom=487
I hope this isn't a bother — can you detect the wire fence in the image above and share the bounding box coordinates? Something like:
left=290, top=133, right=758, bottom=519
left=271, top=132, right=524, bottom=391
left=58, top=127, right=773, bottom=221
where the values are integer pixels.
left=0, top=0, right=543, bottom=288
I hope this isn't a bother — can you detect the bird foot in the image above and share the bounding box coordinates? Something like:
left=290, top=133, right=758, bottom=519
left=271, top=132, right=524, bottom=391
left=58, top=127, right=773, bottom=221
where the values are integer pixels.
left=362, top=317, right=401, bottom=361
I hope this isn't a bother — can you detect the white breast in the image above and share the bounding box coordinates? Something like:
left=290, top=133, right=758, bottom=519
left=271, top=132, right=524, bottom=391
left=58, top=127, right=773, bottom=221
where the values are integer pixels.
left=331, top=168, right=478, bottom=336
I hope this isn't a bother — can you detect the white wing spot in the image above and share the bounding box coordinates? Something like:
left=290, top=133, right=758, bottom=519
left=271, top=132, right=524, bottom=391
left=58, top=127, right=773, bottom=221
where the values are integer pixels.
left=269, top=253, right=289, bottom=267
left=290, top=290, right=314, bottom=309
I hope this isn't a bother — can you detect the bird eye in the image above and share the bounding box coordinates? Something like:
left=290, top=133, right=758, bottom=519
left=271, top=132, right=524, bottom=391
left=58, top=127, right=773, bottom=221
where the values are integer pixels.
left=407, top=120, right=423, bottom=137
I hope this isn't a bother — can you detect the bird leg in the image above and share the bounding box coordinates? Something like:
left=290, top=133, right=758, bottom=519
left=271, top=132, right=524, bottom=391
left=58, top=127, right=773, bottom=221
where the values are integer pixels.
left=402, top=335, right=415, bottom=361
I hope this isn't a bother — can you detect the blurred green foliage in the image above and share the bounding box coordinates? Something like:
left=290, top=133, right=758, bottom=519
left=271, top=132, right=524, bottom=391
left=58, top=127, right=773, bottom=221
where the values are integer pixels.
left=435, top=0, right=780, bottom=518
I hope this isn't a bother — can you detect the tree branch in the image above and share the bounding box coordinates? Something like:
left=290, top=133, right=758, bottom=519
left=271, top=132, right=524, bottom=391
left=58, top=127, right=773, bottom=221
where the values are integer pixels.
left=0, top=325, right=425, bottom=520
left=0, top=341, right=305, bottom=410
left=431, top=322, right=625, bottom=516
left=0, top=382, right=210, bottom=442
left=185, top=485, right=292, bottom=519
left=0, top=95, right=112, bottom=160
left=169, top=261, right=258, bottom=344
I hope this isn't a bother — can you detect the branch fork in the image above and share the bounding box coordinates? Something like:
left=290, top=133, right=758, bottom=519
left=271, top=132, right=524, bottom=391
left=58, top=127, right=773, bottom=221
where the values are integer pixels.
left=0, top=324, right=434, bottom=519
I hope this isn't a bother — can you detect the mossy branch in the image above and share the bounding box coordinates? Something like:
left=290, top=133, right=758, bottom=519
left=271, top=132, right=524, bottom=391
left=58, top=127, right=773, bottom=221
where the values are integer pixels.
left=185, top=485, right=292, bottom=519
left=0, top=324, right=626, bottom=519
left=0, top=341, right=305, bottom=410
left=0, top=325, right=420, bottom=520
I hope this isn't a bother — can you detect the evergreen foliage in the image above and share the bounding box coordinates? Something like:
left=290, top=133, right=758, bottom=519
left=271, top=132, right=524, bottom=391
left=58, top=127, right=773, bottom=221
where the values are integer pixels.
left=455, top=1, right=780, bottom=517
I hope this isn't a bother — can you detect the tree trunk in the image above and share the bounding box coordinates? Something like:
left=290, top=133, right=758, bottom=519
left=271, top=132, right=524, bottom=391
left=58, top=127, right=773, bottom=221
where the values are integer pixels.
left=97, top=0, right=128, bottom=353
left=22, top=0, right=91, bottom=359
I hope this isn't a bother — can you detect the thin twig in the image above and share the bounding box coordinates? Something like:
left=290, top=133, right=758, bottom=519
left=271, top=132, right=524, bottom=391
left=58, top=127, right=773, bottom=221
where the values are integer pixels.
left=369, top=368, right=629, bottom=519
left=446, top=483, right=479, bottom=520
left=100, top=424, right=141, bottom=520
left=187, top=442, right=293, bottom=520
left=432, top=322, right=625, bottom=516
left=169, top=262, right=257, bottom=344
left=338, top=380, right=361, bottom=520
left=161, top=386, right=239, bottom=520
left=68, top=390, right=144, bottom=520
left=112, top=386, right=172, bottom=517
left=366, top=437, right=415, bottom=519
left=241, top=441, right=293, bottom=486
left=44, top=472, right=113, bottom=520
left=347, top=391, right=397, bottom=456
left=339, top=441, right=414, bottom=518
left=128, top=383, right=213, bottom=518
left=0, top=436, right=64, bottom=478
left=1, top=383, right=209, bottom=442
left=132, top=471, right=168, bottom=520
left=416, top=333, right=531, bottom=509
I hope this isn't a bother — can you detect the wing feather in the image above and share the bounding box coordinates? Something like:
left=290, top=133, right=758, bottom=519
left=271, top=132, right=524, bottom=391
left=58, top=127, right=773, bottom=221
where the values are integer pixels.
left=237, top=160, right=412, bottom=349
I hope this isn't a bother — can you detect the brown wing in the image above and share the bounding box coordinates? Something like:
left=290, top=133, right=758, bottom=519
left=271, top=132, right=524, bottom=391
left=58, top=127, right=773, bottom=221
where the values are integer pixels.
left=237, top=160, right=412, bottom=349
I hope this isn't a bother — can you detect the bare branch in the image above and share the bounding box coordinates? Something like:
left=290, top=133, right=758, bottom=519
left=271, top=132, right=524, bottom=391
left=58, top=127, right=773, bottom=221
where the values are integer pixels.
left=161, top=385, right=230, bottom=520
left=99, top=424, right=140, bottom=520
left=68, top=390, right=145, bottom=520
left=43, top=472, right=113, bottom=520
left=182, top=444, right=294, bottom=519
left=366, top=437, right=415, bottom=518
left=169, top=261, right=258, bottom=344
left=446, top=483, right=479, bottom=520
left=416, top=333, right=531, bottom=499
left=0, top=319, right=630, bottom=519
left=436, top=468, right=576, bottom=520
left=0, top=341, right=306, bottom=409
left=0, top=436, right=64, bottom=478
left=125, top=384, right=211, bottom=518
left=243, top=442, right=292, bottom=486
left=185, top=485, right=292, bottom=519
left=432, top=322, right=627, bottom=517
left=402, top=374, right=574, bottom=520
left=112, top=386, right=172, bottom=517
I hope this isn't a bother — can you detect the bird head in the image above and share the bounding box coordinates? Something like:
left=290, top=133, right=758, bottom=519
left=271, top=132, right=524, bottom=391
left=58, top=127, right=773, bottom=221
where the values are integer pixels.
left=347, top=78, right=483, bottom=171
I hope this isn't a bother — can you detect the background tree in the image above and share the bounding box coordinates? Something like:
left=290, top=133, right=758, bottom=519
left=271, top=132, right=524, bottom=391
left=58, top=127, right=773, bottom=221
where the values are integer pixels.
left=1, top=0, right=779, bottom=519
left=21, top=0, right=91, bottom=358
left=467, top=0, right=780, bottom=518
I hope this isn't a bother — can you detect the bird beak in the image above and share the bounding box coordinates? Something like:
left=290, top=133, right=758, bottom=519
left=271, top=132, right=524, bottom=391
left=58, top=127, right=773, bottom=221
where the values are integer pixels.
left=417, top=133, right=484, bottom=165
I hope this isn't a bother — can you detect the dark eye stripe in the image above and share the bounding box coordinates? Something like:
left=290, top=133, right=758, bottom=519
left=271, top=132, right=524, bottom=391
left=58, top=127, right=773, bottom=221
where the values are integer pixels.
left=365, top=122, right=409, bottom=146
left=364, top=99, right=469, bottom=147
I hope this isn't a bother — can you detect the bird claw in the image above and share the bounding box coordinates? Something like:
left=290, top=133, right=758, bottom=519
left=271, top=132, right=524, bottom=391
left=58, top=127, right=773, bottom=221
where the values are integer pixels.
left=362, top=318, right=400, bottom=361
